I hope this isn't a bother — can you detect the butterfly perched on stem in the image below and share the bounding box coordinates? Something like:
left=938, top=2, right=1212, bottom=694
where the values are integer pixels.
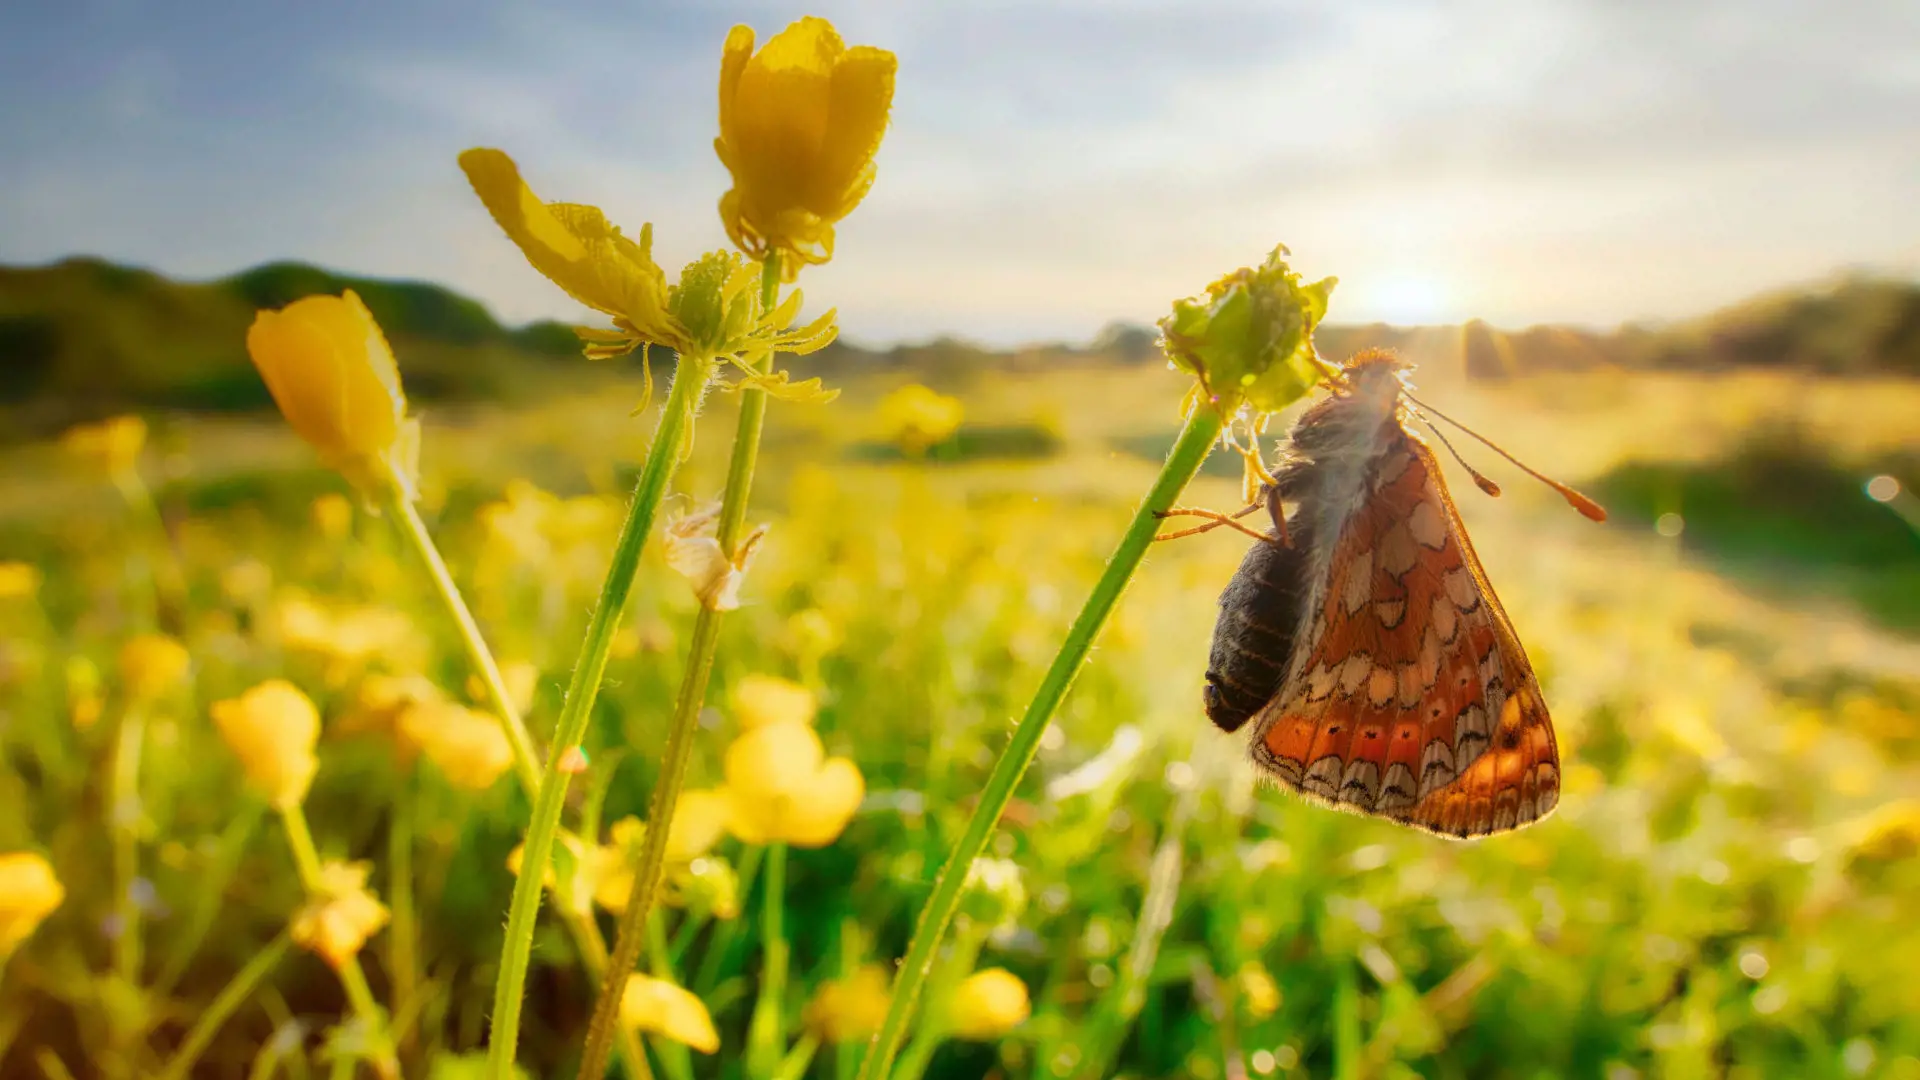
left=1166, top=349, right=1605, bottom=838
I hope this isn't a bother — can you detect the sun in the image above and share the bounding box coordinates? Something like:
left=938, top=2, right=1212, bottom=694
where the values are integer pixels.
left=1358, top=272, right=1457, bottom=326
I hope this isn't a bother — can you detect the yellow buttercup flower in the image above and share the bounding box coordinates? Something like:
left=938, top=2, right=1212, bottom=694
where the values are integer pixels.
left=399, top=700, right=514, bottom=791
left=877, top=384, right=964, bottom=455
left=722, top=722, right=865, bottom=847
left=732, top=673, right=817, bottom=730
left=947, top=968, right=1031, bottom=1040
left=117, top=633, right=190, bottom=704
left=245, top=291, right=419, bottom=494
left=459, top=150, right=836, bottom=386
left=211, top=680, right=322, bottom=809
left=0, top=561, right=41, bottom=601
left=620, top=975, right=720, bottom=1053
left=805, top=964, right=892, bottom=1043
left=0, top=852, right=64, bottom=955
left=715, top=17, right=896, bottom=273
left=290, top=860, right=390, bottom=969
left=61, top=414, right=147, bottom=477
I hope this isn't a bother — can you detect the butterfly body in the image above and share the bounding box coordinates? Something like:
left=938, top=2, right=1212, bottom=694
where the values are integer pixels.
left=1206, top=351, right=1560, bottom=838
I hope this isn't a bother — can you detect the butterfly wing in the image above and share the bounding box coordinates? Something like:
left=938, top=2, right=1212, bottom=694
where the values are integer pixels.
left=1246, top=427, right=1561, bottom=838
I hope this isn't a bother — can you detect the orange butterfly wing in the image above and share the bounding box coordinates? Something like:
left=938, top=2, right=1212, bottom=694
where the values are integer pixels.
left=1247, top=427, right=1561, bottom=837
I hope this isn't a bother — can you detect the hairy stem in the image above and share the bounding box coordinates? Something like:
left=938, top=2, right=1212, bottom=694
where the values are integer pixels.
left=485, top=355, right=712, bottom=1080
left=853, top=406, right=1224, bottom=1080
left=577, top=252, right=784, bottom=1080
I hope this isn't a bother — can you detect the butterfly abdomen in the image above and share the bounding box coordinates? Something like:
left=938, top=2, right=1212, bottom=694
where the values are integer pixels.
left=1205, top=512, right=1314, bottom=733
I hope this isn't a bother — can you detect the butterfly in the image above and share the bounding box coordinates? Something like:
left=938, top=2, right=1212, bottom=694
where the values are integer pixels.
left=1165, top=349, right=1604, bottom=838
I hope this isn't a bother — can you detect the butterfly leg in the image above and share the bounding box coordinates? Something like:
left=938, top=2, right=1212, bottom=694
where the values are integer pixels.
left=1153, top=502, right=1275, bottom=544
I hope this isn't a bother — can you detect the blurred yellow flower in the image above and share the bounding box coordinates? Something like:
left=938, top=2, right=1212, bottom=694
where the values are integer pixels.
left=723, top=722, right=864, bottom=847
left=585, top=795, right=731, bottom=911
left=61, top=414, right=146, bottom=477
left=460, top=148, right=837, bottom=388
left=0, top=852, right=64, bottom=955
left=877, top=384, right=964, bottom=456
left=211, top=679, right=321, bottom=809
left=290, top=860, right=390, bottom=969
left=469, top=661, right=539, bottom=717
left=117, top=633, right=190, bottom=704
left=947, top=967, right=1031, bottom=1040
left=620, top=975, right=720, bottom=1053
left=1847, top=798, right=1920, bottom=873
left=245, top=291, right=419, bottom=494
left=66, top=656, right=103, bottom=732
left=0, top=561, right=40, bottom=601
left=732, top=673, right=816, bottom=730
left=1236, top=962, right=1281, bottom=1019
left=399, top=700, right=514, bottom=791
left=805, top=964, right=891, bottom=1043
left=274, top=595, right=423, bottom=672
left=311, top=492, right=354, bottom=540
left=715, top=17, right=896, bottom=272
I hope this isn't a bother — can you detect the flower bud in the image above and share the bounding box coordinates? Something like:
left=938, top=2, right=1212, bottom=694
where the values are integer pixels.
left=0, top=852, right=64, bottom=955
left=947, top=967, right=1031, bottom=1040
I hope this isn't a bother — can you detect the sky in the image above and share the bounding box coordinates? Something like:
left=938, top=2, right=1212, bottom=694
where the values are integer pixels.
left=2, top=0, right=1917, bottom=347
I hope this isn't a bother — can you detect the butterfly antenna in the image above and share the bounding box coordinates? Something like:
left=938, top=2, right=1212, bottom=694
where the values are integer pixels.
left=1406, top=392, right=1609, bottom=522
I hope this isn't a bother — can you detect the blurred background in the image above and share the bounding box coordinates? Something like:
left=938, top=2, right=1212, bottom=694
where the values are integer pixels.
left=3, top=2, right=1918, bottom=1078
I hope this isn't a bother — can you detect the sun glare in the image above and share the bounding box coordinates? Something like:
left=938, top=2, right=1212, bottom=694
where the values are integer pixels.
left=1358, top=273, right=1456, bottom=326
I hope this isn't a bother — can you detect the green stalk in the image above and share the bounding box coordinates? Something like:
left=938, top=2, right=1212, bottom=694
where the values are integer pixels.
left=486, top=355, right=712, bottom=1080
left=576, top=252, right=784, bottom=1080
left=745, top=843, right=790, bottom=1079
left=280, top=806, right=398, bottom=1080
left=110, top=702, right=149, bottom=993
left=156, top=934, right=294, bottom=1080
left=853, top=407, right=1224, bottom=1080
left=378, top=462, right=649, bottom=1076
left=380, top=466, right=544, bottom=792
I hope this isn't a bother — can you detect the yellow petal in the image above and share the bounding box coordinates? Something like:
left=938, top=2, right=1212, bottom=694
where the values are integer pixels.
left=785, top=757, right=865, bottom=848
left=459, top=149, right=678, bottom=342
left=807, top=45, right=896, bottom=215
left=245, top=291, right=407, bottom=470
left=732, top=674, right=817, bottom=730
left=722, top=722, right=825, bottom=843
left=805, top=964, right=892, bottom=1043
left=210, top=680, right=321, bottom=809
left=670, top=789, right=732, bottom=862
left=947, top=968, right=1031, bottom=1040
left=620, top=975, right=720, bottom=1053
left=0, top=852, right=64, bottom=954
left=117, top=633, right=190, bottom=703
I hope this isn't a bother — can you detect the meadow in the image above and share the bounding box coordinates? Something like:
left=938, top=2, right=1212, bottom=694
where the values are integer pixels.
left=3, top=342, right=1919, bottom=1080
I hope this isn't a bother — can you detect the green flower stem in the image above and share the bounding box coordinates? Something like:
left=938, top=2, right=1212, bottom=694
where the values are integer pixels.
left=746, top=842, right=790, bottom=1079
left=486, top=353, right=713, bottom=1080
left=577, top=252, right=785, bottom=1080
left=109, top=701, right=149, bottom=994
left=279, top=805, right=398, bottom=1080
left=380, top=464, right=544, bottom=792
left=854, top=406, right=1225, bottom=1080
left=156, top=934, right=293, bottom=1080
left=378, top=462, right=648, bottom=1077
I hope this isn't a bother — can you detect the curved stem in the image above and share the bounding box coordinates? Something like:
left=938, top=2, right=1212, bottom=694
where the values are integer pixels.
left=379, top=463, right=648, bottom=1075
left=280, top=806, right=398, bottom=1080
left=577, top=252, right=784, bottom=1080
left=485, top=356, right=712, bottom=1080
left=852, top=407, right=1224, bottom=1080
left=156, top=934, right=293, bottom=1080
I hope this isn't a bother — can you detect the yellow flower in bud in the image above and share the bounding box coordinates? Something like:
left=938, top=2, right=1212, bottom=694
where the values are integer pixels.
left=0, top=561, right=41, bottom=601
left=805, top=964, right=891, bottom=1043
left=245, top=291, right=419, bottom=494
left=460, top=150, right=837, bottom=398
left=0, top=852, right=64, bottom=955
left=311, top=492, right=354, bottom=540
left=211, top=680, right=321, bottom=809
left=61, top=415, right=147, bottom=477
left=290, top=860, right=389, bottom=969
left=732, top=673, right=816, bottom=730
left=877, top=384, right=963, bottom=456
left=399, top=700, right=513, bottom=791
left=947, top=968, right=1031, bottom=1040
left=723, top=723, right=864, bottom=847
left=117, top=633, right=190, bottom=704
left=620, top=975, right=720, bottom=1053
left=715, top=18, right=896, bottom=273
